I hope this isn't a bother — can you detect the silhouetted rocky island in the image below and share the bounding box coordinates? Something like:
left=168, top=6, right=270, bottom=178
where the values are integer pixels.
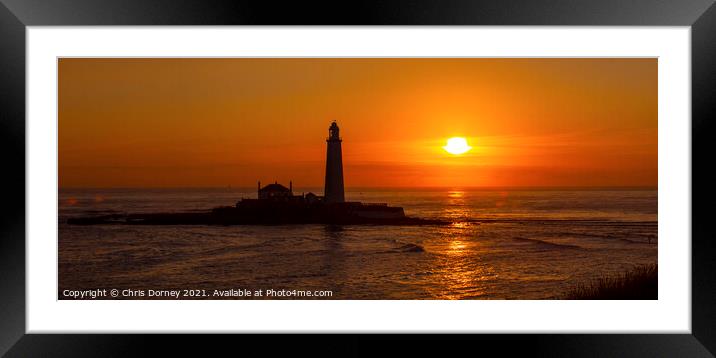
left=67, top=122, right=444, bottom=227
left=67, top=200, right=442, bottom=226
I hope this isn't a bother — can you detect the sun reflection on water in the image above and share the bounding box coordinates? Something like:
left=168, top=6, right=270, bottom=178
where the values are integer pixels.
left=430, top=190, right=493, bottom=299
left=447, top=190, right=465, bottom=199
left=436, top=236, right=492, bottom=300
left=444, top=190, right=472, bottom=224
left=448, top=239, right=466, bottom=254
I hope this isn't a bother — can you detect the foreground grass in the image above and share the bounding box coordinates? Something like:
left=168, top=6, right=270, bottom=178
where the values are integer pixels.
left=562, top=264, right=657, bottom=300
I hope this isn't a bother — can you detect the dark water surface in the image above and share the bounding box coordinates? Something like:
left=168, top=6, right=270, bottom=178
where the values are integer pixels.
left=59, top=188, right=657, bottom=299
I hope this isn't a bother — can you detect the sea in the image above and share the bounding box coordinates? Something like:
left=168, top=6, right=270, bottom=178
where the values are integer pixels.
left=58, top=188, right=657, bottom=299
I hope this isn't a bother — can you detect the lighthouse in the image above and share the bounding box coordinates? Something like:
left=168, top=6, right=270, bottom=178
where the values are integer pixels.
left=324, top=121, right=345, bottom=203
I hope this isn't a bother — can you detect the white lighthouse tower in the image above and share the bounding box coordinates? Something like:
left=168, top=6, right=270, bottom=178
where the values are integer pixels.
left=324, top=121, right=345, bottom=204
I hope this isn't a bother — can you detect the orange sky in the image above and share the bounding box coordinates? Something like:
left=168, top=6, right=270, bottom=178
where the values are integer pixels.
left=58, top=58, right=657, bottom=189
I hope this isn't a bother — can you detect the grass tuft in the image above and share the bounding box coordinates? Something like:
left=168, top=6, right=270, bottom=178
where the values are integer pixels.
left=562, top=264, right=657, bottom=300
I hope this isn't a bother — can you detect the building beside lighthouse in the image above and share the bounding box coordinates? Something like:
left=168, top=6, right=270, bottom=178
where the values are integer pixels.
left=324, top=121, right=345, bottom=204
left=257, top=181, right=295, bottom=200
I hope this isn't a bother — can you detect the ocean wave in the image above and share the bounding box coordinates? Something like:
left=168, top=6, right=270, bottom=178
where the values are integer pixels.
left=511, top=237, right=583, bottom=250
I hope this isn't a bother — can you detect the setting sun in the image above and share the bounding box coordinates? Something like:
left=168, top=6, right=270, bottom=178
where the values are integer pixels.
left=443, top=137, right=472, bottom=155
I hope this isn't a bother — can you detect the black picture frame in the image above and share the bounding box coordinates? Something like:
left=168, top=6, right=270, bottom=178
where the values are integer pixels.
left=1, top=0, right=715, bottom=356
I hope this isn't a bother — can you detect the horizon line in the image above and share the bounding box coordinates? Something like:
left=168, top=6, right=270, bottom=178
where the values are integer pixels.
left=58, top=185, right=658, bottom=191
